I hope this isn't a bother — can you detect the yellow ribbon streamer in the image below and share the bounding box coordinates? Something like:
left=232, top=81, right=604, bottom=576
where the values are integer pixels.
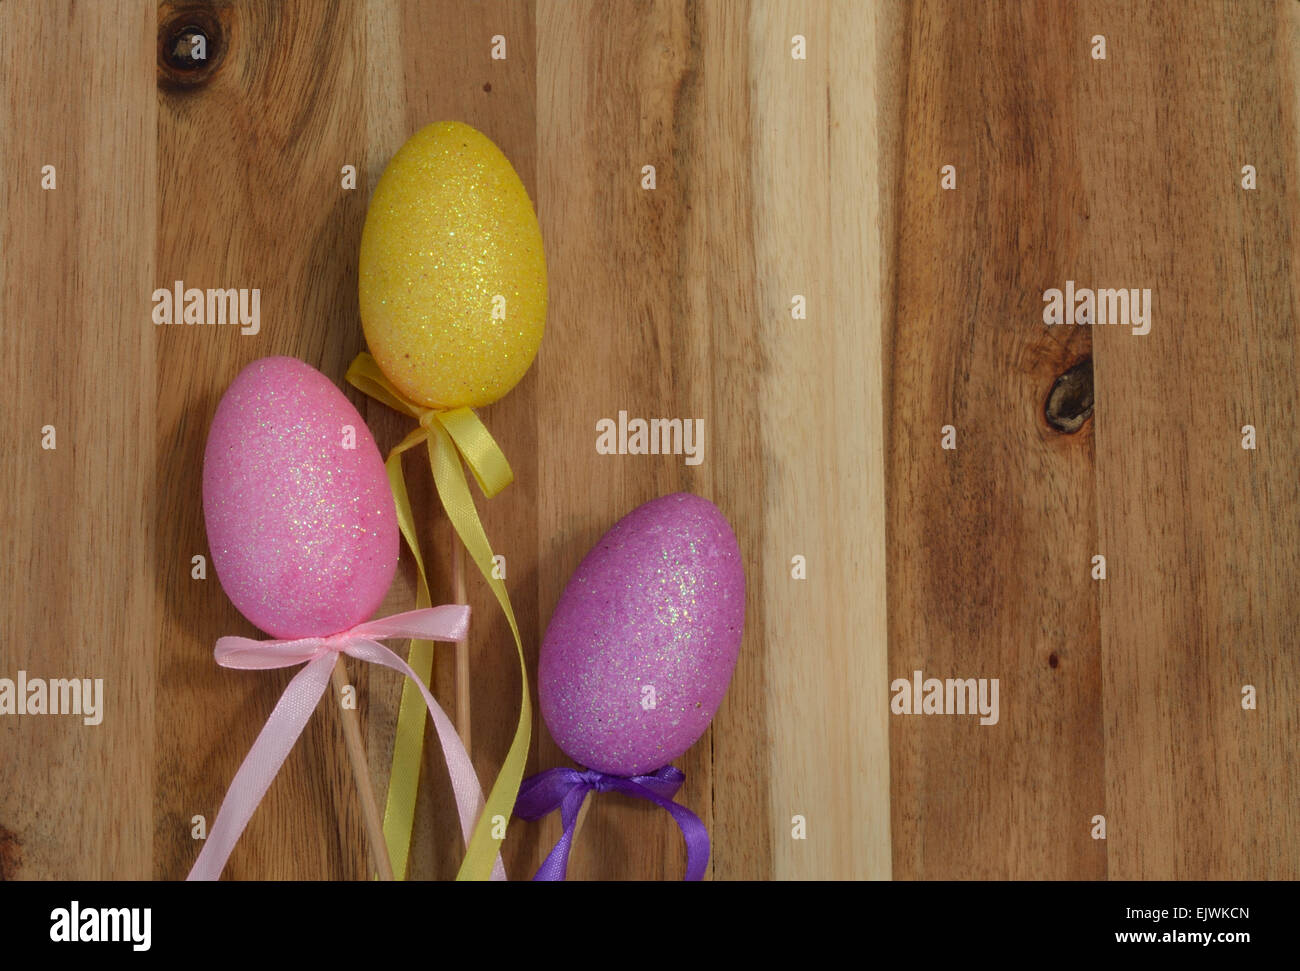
left=347, top=352, right=531, bottom=881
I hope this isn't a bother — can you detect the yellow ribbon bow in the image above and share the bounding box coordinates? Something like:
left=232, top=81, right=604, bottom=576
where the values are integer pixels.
left=346, top=352, right=530, bottom=881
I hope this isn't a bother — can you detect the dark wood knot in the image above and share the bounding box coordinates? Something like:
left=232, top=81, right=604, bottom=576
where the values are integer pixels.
left=158, top=4, right=227, bottom=90
left=1045, top=358, right=1094, bottom=433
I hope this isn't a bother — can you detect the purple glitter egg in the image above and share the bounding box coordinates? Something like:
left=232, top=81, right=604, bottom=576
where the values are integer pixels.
left=539, top=492, right=745, bottom=776
left=202, top=356, right=399, bottom=639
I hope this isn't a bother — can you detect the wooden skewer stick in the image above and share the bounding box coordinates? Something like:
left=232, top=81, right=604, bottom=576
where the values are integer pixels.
left=568, top=797, right=594, bottom=872
left=331, top=658, right=395, bottom=881
left=573, top=797, right=592, bottom=839
left=453, top=537, right=471, bottom=754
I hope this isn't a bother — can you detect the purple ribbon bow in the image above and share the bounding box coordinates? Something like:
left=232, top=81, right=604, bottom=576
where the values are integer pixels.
left=514, top=765, right=710, bottom=880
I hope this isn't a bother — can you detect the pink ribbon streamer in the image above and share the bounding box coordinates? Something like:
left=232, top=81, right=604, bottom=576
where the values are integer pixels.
left=187, top=606, right=506, bottom=881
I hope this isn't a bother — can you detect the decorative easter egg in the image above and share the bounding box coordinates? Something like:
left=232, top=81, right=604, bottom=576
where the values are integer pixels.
left=202, top=356, right=399, bottom=639
left=359, top=121, right=547, bottom=410
left=540, top=493, right=745, bottom=776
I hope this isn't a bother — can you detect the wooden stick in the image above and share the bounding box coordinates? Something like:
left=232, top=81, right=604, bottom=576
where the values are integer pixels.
left=573, top=797, right=592, bottom=839
left=568, top=797, right=593, bottom=872
left=453, top=536, right=471, bottom=754
left=331, top=658, right=395, bottom=881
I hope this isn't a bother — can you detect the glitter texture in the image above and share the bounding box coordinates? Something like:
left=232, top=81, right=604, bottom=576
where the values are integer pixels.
left=202, top=356, right=399, bottom=639
left=539, top=493, right=745, bottom=777
left=359, top=121, right=547, bottom=409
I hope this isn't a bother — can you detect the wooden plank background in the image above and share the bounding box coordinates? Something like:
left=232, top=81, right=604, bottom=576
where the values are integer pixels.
left=0, top=0, right=1295, bottom=881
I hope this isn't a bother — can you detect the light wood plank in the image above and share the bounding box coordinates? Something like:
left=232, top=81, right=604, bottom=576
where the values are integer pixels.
left=0, top=0, right=157, bottom=879
left=747, top=0, right=898, bottom=880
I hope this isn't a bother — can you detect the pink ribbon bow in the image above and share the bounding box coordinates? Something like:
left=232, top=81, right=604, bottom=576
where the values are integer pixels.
left=187, top=606, right=505, bottom=881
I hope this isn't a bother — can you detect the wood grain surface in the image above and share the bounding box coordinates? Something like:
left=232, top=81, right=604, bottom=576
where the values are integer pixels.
left=0, top=0, right=1295, bottom=881
left=888, top=0, right=1107, bottom=880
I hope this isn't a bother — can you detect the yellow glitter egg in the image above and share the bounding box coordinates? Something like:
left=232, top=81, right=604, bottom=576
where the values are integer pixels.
left=359, top=121, right=547, bottom=409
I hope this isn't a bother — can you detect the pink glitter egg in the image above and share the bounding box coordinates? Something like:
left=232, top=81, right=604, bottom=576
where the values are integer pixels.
left=539, top=493, right=745, bottom=776
left=202, top=356, right=399, bottom=639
